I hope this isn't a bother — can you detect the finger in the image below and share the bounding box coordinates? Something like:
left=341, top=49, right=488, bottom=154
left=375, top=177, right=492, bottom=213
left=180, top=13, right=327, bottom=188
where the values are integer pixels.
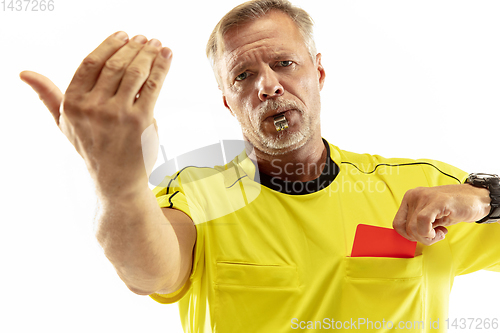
left=393, top=198, right=414, bottom=241
left=92, top=35, right=149, bottom=98
left=133, top=47, right=173, bottom=112
left=20, top=70, right=63, bottom=125
left=433, top=226, right=448, bottom=240
left=419, top=226, right=448, bottom=246
left=153, top=118, right=158, bottom=133
left=432, top=214, right=452, bottom=228
left=414, top=208, right=437, bottom=240
left=411, top=206, right=450, bottom=245
left=405, top=211, right=419, bottom=242
left=67, top=31, right=129, bottom=94
left=116, top=41, right=168, bottom=105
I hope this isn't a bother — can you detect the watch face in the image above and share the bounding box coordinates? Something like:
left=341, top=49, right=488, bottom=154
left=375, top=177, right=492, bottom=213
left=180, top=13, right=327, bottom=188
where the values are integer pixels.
left=470, top=173, right=500, bottom=183
left=473, top=173, right=498, bottom=179
left=468, top=173, right=500, bottom=188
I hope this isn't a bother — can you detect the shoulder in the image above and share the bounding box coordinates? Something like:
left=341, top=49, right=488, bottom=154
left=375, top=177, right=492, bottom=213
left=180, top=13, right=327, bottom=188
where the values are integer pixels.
left=327, top=141, right=468, bottom=186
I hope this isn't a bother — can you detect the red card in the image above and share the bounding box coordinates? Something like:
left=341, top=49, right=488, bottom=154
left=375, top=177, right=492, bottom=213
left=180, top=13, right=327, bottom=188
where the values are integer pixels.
left=351, top=224, right=417, bottom=258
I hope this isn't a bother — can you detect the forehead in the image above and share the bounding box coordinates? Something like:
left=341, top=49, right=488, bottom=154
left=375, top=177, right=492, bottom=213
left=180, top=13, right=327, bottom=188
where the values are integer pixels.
left=220, top=10, right=307, bottom=75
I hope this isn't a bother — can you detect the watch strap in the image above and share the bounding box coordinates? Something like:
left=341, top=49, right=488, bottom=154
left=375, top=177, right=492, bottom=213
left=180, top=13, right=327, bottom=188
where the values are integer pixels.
left=477, top=205, right=500, bottom=223
left=469, top=174, right=500, bottom=224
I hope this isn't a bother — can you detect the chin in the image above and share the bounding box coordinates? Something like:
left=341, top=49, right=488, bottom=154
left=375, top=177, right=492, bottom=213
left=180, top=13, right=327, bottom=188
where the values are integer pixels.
left=254, top=129, right=310, bottom=156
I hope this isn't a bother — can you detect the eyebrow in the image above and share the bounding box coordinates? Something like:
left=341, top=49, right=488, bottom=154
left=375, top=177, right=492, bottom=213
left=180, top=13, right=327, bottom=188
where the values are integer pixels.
left=227, top=52, right=298, bottom=77
left=228, top=61, right=250, bottom=77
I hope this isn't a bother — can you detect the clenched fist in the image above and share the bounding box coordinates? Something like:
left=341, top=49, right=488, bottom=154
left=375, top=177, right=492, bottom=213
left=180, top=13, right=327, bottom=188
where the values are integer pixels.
left=20, top=32, right=172, bottom=198
left=392, top=184, right=491, bottom=246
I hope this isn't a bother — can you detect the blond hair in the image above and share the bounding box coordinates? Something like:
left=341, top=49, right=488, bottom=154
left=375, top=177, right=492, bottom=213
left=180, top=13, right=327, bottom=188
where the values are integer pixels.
left=206, top=0, right=317, bottom=85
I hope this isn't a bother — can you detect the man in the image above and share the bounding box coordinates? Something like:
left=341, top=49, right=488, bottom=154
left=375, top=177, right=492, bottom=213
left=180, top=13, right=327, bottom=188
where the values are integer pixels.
left=20, top=0, right=499, bottom=332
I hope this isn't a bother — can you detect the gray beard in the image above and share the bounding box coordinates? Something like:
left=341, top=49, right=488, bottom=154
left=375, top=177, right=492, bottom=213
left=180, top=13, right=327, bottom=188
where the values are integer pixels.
left=253, top=125, right=309, bottom=155
left=237, top=98, right=314, bottom=155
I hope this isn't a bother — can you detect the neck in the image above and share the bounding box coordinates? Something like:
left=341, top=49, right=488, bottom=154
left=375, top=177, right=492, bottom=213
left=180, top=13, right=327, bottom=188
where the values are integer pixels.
left=248, top=135, right=327, bottom=182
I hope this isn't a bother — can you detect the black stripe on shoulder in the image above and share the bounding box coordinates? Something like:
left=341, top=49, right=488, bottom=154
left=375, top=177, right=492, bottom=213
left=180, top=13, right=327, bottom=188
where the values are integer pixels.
left=340, top=161, right=462, bottom=184
left=168, top=191, right=180, bottom=209
left=165, top=166, right=216, bottom=194
left=226, top=175, right=248, bottom=189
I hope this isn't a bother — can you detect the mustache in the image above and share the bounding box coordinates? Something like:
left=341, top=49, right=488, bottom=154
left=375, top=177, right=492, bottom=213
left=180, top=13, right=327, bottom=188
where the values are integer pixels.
left=257, top=99, right=303, bottom=119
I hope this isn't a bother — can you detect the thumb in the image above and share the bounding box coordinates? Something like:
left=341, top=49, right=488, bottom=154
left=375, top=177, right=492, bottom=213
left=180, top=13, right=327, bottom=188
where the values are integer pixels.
left=20, top=70, right=63, bottom=125
left=393, top=198, right=414, bottom=241
left=153, top=118, right=158, bottom=134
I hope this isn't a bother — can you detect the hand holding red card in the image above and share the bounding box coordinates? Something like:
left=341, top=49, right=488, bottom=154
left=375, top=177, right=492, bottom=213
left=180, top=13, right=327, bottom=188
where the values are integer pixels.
left=351, top=224, right=417, bottom=258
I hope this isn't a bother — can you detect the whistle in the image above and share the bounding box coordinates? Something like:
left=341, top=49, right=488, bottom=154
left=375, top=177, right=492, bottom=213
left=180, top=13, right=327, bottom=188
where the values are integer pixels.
left=273, top=114, right=289, bottom=132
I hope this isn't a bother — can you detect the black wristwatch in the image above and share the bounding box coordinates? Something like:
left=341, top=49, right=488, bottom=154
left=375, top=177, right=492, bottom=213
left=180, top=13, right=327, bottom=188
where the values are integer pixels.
left=465, top=173, right=500, bottom=224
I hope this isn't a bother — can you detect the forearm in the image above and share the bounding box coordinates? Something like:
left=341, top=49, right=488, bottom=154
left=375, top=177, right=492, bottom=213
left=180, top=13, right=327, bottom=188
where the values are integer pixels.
left=22, top=32, right=180, bottom=294
left=95, top=184, right=180, bottom=295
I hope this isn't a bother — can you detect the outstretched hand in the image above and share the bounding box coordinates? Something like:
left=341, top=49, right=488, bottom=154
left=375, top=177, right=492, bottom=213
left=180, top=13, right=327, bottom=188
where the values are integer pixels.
left=20, top=32, right=172, bottom=197
left=392, top=184, right=491, bottom=246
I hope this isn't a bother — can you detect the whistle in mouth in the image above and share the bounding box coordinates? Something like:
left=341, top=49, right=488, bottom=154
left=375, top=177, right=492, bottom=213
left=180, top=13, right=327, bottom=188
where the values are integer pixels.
left=273, top=114, right=289, bottom=132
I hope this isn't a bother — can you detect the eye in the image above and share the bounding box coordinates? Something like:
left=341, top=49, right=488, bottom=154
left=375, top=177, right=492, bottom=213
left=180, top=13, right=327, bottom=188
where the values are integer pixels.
left=277, top=60, right=293, bottom=67
left=235, top=72, right=249, bottom=81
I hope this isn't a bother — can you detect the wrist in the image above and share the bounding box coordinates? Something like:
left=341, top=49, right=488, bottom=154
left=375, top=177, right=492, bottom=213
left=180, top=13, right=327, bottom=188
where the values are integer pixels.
left=469, top=184, right=493, bottom=220
left=84, top=150, right=152, bottom=201
left=95, top=175, right=151, bottom=205
left=465, top=173, right=500, bottom=224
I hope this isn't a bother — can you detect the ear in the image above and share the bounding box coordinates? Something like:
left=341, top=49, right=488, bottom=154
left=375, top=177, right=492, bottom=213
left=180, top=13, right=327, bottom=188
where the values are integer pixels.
left=315, top=53, right=326, bottom=91
left=223, top=95, right=235, bottom=117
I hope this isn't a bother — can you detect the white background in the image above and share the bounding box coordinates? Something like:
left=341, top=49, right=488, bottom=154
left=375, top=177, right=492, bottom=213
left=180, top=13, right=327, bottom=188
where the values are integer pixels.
left=1, top=0, right=499, bottom=332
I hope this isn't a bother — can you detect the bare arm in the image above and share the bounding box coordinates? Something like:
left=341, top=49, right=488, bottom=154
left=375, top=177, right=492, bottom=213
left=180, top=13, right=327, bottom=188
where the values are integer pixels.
left=20, top=32, right=195, bottom=295
left=95, top=189, right=196, bottom=295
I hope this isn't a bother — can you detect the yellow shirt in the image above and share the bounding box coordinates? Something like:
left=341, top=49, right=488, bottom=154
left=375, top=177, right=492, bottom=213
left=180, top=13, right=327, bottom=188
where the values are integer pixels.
left=150, top=140, right=500, bottom=332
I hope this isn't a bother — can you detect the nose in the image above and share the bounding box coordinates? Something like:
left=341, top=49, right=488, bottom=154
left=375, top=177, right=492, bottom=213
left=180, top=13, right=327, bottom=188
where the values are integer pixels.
left=257, top=68, right=284, bottom=102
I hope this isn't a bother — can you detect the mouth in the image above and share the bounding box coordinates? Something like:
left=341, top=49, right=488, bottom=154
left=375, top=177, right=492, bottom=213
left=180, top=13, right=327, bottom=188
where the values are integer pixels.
left=265, top=108, right=294, bottom=120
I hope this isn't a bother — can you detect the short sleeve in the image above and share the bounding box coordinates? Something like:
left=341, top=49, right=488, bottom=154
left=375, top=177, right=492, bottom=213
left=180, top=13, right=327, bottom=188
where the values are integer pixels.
left=484, top=262, right=500, bottom=273
left=418, top=158, right=469, bottom=186
left=148, top=172, right=205, bottom=304
left=447, top=221, right=500, bottom=275
left=151, top=173, right=203, bottom=222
